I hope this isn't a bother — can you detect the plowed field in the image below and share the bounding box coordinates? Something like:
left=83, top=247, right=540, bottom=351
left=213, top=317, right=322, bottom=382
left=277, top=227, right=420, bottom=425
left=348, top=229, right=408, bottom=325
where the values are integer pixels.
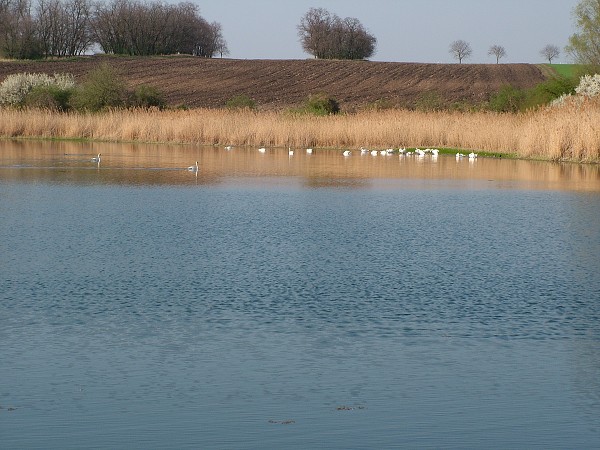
left=0, top=55, right=548, bottom=110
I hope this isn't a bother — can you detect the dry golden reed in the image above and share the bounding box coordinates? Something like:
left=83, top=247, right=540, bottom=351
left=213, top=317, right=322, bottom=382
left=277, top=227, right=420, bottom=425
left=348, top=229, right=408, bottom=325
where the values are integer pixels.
left=1, top=104, right=599, bottom=162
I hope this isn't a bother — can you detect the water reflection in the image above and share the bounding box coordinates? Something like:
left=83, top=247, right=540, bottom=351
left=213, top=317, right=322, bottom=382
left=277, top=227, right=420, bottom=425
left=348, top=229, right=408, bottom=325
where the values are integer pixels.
left=1, top=140, right=599, bottom=191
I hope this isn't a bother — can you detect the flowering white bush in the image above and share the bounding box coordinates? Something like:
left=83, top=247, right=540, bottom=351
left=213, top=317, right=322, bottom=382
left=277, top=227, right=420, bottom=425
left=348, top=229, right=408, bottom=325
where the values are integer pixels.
left=0, top=73, right=76, bottom=106
left=550, top=93, right=573, bottom=106
left=575, top=74, right=600, bottom=98
left=551, top=73, right=600, bottom=107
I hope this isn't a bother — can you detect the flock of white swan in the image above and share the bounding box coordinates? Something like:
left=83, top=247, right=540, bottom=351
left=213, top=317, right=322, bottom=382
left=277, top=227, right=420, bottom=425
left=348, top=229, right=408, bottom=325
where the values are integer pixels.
left=92, top=146, right=477, bottom=173
left=256, top=146, right=478, bottom=160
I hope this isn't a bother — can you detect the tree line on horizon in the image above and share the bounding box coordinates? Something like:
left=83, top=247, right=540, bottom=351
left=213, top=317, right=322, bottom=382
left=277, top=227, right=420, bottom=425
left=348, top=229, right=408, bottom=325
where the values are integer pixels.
left=1, top=0, right=600, bottom=66
left=0, top=0, right=228, bottom=58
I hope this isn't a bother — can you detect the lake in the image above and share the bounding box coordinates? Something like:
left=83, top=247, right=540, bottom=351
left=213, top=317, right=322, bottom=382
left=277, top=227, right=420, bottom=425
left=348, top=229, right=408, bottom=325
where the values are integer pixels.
left=1, top=141, right=600, bottom=449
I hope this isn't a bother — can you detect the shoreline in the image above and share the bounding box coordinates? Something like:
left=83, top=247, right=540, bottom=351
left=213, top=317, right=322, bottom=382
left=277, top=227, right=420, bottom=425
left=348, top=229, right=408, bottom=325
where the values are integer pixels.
left=0, top=107, right=598, bottom=163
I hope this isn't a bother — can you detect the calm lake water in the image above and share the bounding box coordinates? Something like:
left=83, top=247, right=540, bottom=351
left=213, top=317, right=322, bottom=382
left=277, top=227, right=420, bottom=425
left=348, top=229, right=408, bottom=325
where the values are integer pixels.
left=1, top=142, right=600, bottom=449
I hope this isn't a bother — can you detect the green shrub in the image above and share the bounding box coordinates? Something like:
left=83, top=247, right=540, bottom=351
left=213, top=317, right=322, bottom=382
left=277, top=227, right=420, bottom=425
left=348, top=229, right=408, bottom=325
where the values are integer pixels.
left=489, top=77, right=577, bottom=112
left=225, top=94, right=256, bottom=110
left=524, top=76, right=578, bottom=109
left=488, top=85, right=526, bottom=112
left=365, top=98, right=394, bottom=111
left=130, top=84, right=165, bottom=109
left=23, top=84, right=73, bottom=111
left=71, top=64, right=127, bottom=112
left=449, top=100, right=479, bottom=112
left=305, top=93, right=340, bottom=115
left=415, top=91, right=443, bottom=111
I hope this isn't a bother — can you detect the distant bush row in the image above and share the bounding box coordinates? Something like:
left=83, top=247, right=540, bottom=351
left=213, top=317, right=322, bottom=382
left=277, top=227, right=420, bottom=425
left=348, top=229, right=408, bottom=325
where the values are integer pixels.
left=225, top=75, right=593, bottom=115
left=403, top=73, right=595, bottom=113
left=487, top=76, right=579, bottom=112
left=2, top=66, right=597, bottom=114
left=0, top=65, right=165, bottom=111
left=0, top=67, right=344, bottom=115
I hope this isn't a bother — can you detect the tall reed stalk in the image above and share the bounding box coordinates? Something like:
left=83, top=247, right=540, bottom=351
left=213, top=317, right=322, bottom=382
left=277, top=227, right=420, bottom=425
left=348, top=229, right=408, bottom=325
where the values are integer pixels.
left=1, top=104, right=599, bottom=162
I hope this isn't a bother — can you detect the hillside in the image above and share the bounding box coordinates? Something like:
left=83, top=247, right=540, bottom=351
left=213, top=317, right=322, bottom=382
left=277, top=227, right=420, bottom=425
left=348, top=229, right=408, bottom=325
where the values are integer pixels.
left=0, top=55, right=549, bottom=110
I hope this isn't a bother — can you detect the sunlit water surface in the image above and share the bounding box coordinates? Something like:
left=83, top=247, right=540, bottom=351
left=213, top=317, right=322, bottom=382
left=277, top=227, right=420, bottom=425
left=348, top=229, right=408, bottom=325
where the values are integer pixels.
left=1, top=142, right=600, bottom=449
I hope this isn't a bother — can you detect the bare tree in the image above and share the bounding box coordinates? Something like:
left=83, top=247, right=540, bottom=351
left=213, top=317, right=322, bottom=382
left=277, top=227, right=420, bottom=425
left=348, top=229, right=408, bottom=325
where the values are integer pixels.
left=488, top=44, right=506, bottom=64
left=91, top=0, right=131, bottom=55
left=339, top=16, right=376, bottom=60
left=540, top=44, right=560, bottom=63
left=0, top=0, right=226, bottom=59
left=449, top=39, right=472, bottom=63
left=208, top=21, right=228, bottom=57
left=297, top=7, right=334, bottom=59
left=193, top=19, right=223, bottom=57
left=0, top=0, right=41, bottom=58
left=36, top=0, right=92, bottom=57
left=162, top=1, right=200, bottom=54
left=213, top=22, right=229, bottom=57
left=91, top=0, right=224, bottom=57
left=298, top=7, right=376, bottom=60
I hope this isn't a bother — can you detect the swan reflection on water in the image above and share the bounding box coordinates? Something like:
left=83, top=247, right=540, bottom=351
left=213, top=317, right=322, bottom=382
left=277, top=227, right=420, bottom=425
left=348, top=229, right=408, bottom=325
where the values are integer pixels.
left=4, top=144, right=599, bottom=192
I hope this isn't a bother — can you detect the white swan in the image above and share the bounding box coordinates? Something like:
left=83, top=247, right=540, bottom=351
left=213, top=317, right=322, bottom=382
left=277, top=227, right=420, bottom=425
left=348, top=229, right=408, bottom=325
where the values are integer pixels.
left=360, top=147, right=369, bottom=154
left=187, top=161, right=199, bottom=171
left=371, top=150, right=378, bottom=156
left=258, top=147, right=266, bottom=153
left=468, top=152, right=478, bottom=159
left=343, top=150, right=351, bottom=156
left=289, top=147, right=294, bottom=156
left=225, top=145, right=232, bottom=150
left=91, top=153, right=101, bottom=162
left=306, top=148, right=313, bottom=154
left=431, top=149, right=439, bottom=156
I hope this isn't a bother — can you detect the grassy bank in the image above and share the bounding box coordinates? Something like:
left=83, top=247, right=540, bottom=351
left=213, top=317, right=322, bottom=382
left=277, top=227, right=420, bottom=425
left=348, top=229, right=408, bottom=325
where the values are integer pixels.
left=545, top=64, right=582, bottom=78
left=1, top=103, right=599, bottom=162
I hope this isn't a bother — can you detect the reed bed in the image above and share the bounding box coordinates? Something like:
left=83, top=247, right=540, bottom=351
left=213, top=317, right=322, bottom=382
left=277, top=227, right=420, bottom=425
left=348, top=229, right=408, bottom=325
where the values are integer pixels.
left=1, top=103, right=599, bottom=162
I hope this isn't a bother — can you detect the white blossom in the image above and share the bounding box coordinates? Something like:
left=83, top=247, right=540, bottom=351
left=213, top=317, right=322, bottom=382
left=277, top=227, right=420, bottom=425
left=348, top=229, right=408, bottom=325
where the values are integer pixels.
left=574, top=74, right=600, bottom=98
left=0, top=73, right=75, bottom=106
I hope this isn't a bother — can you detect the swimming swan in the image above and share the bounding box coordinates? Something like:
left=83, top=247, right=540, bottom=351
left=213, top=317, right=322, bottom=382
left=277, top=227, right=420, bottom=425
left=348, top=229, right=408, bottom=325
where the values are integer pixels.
left=188, top=161, right=199, bottom=171
left=91, top=153, right=101, bottom=162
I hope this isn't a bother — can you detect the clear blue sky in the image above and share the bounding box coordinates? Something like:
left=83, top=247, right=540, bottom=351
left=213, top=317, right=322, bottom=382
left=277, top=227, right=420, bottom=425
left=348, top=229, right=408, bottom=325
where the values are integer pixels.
left=194, top=0, right=580, bottom=63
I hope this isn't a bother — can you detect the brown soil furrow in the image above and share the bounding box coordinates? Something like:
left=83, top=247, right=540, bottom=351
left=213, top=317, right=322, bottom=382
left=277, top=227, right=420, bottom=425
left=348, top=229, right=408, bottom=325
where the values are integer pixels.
left=0, top=55, right=548, bottom=110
